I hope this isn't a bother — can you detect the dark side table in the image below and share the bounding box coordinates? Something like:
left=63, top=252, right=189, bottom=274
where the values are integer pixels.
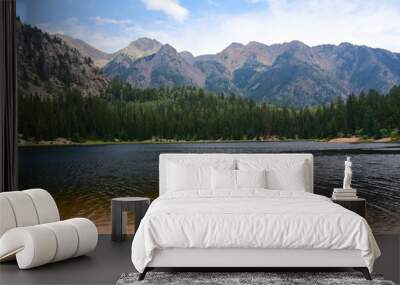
left=111, top=197, right=150, bottom=241
left=332, top=198, right=366, bottom=218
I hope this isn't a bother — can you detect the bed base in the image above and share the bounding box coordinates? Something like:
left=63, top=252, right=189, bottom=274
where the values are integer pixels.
left=138, top=267, right=371, bottom=281
left=138, top=248, right=371, bottom=281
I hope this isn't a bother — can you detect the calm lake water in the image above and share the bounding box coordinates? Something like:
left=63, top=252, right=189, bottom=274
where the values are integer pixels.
left=19, top=141, right=400, bottom=234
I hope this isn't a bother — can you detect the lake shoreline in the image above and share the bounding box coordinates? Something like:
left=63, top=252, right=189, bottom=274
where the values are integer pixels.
left=18, top=137, right=400, bottom=147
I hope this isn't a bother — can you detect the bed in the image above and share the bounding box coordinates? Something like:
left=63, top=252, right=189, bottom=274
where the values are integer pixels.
left=131, top=153, right=380, bottom=280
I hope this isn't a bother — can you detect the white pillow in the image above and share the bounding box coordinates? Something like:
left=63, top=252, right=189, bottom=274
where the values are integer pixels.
left=211, top=168, right=236, bottom=191
left=167, top=162, right=210, bottom=191
left=267, top=161, right=306, bottom=191
left=167, top=160, right=236, bottom=192
left=211, top=168, right=268, bottom=191
left=238, top=160, right=307, bottom=191
left=236, top=169, right=267, bottom=189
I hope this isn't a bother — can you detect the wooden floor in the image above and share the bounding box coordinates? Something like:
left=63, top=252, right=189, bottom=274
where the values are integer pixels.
left=0, top=234, right=398, bottom=285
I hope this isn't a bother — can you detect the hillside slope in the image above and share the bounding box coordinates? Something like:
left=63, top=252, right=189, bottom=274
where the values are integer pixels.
left=55, top=34, right=113, bottom=67
left=17, top=19, right=109, bottom=97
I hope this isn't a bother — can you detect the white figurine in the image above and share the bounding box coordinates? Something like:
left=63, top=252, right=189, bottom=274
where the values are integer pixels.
left=343, top=156, right=352, bottom=189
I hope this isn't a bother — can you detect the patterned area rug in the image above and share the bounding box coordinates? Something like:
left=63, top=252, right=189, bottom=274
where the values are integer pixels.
left=116, top=272, right=395, bottom=285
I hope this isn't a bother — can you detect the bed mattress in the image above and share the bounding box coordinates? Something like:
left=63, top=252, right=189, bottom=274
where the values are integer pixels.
left=131, top=190, right=380, bottom=273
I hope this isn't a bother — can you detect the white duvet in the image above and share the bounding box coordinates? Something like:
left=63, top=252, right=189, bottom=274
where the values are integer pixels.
left=131, top=190, right=380, bottom=273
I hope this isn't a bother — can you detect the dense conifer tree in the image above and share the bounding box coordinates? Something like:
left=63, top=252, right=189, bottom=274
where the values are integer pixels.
left=18, top=80, right=400, bottom=142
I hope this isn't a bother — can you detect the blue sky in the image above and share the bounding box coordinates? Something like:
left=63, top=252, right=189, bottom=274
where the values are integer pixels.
left=17, top=0, right=400, bottom=55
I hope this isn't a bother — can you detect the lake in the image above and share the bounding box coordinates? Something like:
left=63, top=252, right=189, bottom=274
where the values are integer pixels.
left=19, top=141, right=400, bottom=234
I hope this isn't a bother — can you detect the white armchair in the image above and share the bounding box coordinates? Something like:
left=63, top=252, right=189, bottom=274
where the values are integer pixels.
left=0, top=189, right=98, bottom=269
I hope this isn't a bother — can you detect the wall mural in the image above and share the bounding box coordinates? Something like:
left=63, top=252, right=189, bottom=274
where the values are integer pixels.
left=17, top=0, right=400, bottom=233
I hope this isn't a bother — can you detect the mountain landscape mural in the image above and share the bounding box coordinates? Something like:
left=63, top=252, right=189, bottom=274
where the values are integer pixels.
left=15, top=0, right=400, bottom=241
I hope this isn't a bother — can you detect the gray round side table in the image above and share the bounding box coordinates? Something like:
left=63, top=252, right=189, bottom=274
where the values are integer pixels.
left=111, top=197, right=150, bottom=242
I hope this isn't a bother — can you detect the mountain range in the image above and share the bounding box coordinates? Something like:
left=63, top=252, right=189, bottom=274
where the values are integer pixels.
left=101, top=38, right=400, bottom=106
left=17, top=19, right=400, bottom=107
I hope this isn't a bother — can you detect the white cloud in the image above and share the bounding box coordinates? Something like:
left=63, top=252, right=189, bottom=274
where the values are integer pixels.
left=91, top=16, right=132, bottom=26
left=141, top=0, right=188, bottom=22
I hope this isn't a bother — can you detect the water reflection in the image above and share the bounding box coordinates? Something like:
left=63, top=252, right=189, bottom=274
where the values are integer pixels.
left=19, top=141, right=400, bottom=233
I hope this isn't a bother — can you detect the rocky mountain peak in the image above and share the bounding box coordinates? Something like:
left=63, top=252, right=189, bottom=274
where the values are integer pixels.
left=222, top=42, right=245, bottom=52
left=338, top=42, right=354, bottom=49
left=128, top=37, right=162, bottom=51
left=118, top=37, right=162, bottom=60
left=287, top=40, right=308, bottom=47
left=157, top=44, right=177, bottom=55
left=246, top=41, right=267, bottom=48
